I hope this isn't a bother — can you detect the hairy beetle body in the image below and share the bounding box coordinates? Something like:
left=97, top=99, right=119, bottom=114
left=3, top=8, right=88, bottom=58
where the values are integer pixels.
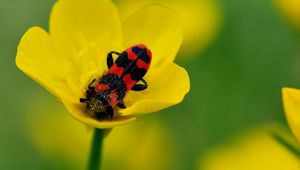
left=80, top=44, right=152, bottom=119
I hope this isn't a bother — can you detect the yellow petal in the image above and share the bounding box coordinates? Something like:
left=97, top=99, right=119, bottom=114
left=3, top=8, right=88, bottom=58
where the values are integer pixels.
left=276, top=0, right=300, bottom=31
left=117, top=0, right=221, bottom=57
left=199, top=123, right=300, bottom=170
left=122, top=5, right=182, bottom=67
left=16, top=27, right=71, bottom=99
left=120, top=63, right=190, bottom=115
left=282, top=87, right=300, bottom=144
left=50, top=0, right=122, bottom=57
left=61, top=98, right=136, bottom=129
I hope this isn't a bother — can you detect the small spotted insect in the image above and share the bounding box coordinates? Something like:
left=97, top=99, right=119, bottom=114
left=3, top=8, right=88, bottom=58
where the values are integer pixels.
left=80, top=44, right=152, bottom=119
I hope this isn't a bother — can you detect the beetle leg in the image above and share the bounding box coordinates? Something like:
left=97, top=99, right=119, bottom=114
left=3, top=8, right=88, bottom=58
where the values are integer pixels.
left=117, top=102, right=126, bottom=109
left=80, top=98, right=86, bottom=103
left=81, top=79, right=96, bottom=102
left=86, top=79, right=96, bottom=97
left=88, top=79, right=96, bottom=89
left=107, top=51, right=121, bottom=69
left=132, top=79, right=148, bottom=91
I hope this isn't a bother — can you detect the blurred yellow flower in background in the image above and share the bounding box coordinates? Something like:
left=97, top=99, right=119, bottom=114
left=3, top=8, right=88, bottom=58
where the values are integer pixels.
left=276, top=0, right=300, bottom=31
left=282, top=87, right=300, bottom=144
left=116, top=0, right=222, bottom=57
left=25, top=97, right=176, bottom=170
left=16, top=0, right=190, bottom=128
left=198, top=124, right=300, bottom=170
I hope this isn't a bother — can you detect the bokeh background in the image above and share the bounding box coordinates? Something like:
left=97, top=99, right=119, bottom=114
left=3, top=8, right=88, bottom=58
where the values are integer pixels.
left=1, top=0, right=300, bottom=169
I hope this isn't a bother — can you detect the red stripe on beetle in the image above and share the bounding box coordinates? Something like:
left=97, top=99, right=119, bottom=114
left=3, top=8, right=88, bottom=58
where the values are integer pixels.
left=122, top=74, right=137, bottom=91
left=95, top=83, right=109, bottom=92
left=109, top=90, right=118, bottom=105
left=136, top=59, right=149, bottom=69
left=107, top=65, right=124, bottom=77
left=126, top=48, right=137, bottom=60
left=146, top=49, right=152, bottom=59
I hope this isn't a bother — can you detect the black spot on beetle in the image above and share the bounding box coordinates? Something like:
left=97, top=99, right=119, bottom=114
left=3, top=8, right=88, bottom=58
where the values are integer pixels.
left=115, top=52, right=132, bottom=68
left=132, top=46, right=150, bottom=63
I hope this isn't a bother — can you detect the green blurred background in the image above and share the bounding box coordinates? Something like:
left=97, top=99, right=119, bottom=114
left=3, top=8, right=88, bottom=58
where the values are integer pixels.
left=1, top=0, right=300, bottom=169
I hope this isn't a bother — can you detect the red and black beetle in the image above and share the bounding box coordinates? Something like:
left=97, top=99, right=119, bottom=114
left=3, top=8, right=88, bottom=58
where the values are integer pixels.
left=80, top=44, right=152, bottom=119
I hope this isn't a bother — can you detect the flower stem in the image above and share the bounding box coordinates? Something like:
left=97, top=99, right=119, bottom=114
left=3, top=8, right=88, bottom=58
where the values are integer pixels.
left=88, top=128, right=104, bottom=170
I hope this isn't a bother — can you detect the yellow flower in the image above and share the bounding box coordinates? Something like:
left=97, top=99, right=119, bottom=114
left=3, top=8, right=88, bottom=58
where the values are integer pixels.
left=116, top=0, right=222, bottom=57
left=282, top=87, right=300, bottom=144
left=25, top=97, right=175, bottom=170
left=16, top=0, right=190, bottom=128
left=276, top=0, right=300, bottom=31
left=198, top=124, right=300, bottom=170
